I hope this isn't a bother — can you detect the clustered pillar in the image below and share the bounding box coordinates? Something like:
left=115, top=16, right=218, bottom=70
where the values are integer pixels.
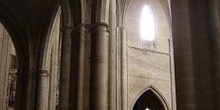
left=58, top=0, right=112, bottom=109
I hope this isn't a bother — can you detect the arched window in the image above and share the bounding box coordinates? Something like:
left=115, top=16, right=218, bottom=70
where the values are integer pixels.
left=140, top=5, right=155, bottom=41
left=140, top=5, right=156, bottom=49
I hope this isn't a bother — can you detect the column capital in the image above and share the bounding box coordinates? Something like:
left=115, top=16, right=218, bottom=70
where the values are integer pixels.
left=117, top=26, right=126, bottom=31
left=92, top=22, right=109, bottom=28
left=37, top=70, right=50, bottom=77
left=91, top=22, right=110, bottom=33
left=61, top=26, right=73, bottom=32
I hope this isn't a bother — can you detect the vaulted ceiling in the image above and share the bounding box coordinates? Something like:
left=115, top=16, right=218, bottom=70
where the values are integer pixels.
left=0, top=0, right=59, bottom=45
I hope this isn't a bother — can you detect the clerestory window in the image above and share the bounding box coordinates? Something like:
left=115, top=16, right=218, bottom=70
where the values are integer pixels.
left=140, top=5, right=156, bottom=49
left=140, top=5, right=155, bottom=41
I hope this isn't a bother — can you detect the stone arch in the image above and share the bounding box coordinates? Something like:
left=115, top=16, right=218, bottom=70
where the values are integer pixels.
left=34, top=6, right=62, bottom=110
left=0, top=4, right=29, bottom=73
left=0, top=4, right=31, bottom=110
left=37, top=6, right=61, bottom=71
left=132, top=86, right=170, bottom=110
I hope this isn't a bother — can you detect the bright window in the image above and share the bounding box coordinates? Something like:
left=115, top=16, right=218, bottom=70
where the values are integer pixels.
left=140, top=5, right=155, bottom=41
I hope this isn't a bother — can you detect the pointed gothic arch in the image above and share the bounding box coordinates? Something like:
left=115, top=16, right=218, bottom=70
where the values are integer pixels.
left=0, top=5, right=31, bottom=110
left=34, top=6, right=62, bottom=110
left=132, top=86, right=170, bottom=110
left=0, top=22, right=18, bottom=110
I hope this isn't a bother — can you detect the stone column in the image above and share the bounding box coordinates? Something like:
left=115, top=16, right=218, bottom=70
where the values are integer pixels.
left=59, top=0, right=72, bottom=108
left=188, top=0, right=215, bottom=109
left=90, top=22, right=109, bottom=110
left=121, top=27, right=128, bottom=110
left=59, top=26, right=72, bottom=110
left=171, top=0, right=196, bottom=109
left=109, top=0, right=117, bottom=109
left=68, top=24, right=84, bottom=110
left=116, top=26, right=128, bottom=110
left=35, top=70, right=50, bottom=110
left=209, top=0, right=220, bottom=109
left=76, top=24, right=86, bottom=110
left=14, top=71, right=28, bottom=110
left=24, top=69, right=37, bottom=110
left=90, top=0, right=110, bottom=109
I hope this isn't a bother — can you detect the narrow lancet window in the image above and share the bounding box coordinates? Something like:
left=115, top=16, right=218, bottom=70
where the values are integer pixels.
left=141, top=5, right=155, bottom=41
left=140, top=5, right=156, bottom=49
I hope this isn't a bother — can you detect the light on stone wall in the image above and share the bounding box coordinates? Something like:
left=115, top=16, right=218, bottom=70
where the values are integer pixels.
left=140, top=5, right=155, bottom=41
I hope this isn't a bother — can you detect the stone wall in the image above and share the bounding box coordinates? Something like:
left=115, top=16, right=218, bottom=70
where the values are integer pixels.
left=125, top=0, right=176, bottom=109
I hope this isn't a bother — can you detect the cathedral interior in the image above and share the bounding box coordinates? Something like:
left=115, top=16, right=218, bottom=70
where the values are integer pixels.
left=0, top=0, right=219, bottom=110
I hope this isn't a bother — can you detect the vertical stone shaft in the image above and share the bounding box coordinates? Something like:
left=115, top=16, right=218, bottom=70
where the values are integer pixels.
left=109, top=0, right=117, bottom=109
left=59, top=0, right=72, bottom=109
left=26, top=70, right=37, bottom=110
left=190, top=0, right=215, bottom=109
left=77, top=25, right=86, bottom=110
left=68, top=26, right=81, bottom=110
left=209, top=0, right=220, bottom=109
left=90, top=0, right=110, bottom=109
left=121, top=28, right=128, bottom=110
left=35, top=70, right=50, bottom=110
left=172, top=0, right=196, bottom=109
left=90, top=23, right=109, bottom=110
left=59, top=27, right=72, bottom=110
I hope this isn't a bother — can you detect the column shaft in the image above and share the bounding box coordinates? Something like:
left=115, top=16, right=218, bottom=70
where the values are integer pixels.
left=35, top=70, right=50, bottom=110
left=172, top=0, right=196, bottom=109
left=25, top=70, right=36, bottom=110
left=59, top=27, right=72, bottom=110
left=68, top=26, right=82, bottom=110
left=109, top=0, right=117, bottom=109
left=209, top=0, right=220, bottom=109
left=121, top=28, right=128, bottom=110
left=90, top=23, right=109, bottom=110
left=77, top=25, right=86, bottom=110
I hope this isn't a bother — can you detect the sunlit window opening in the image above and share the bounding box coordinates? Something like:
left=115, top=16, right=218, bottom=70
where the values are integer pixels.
left=140, top=5, right=155, bottom=41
